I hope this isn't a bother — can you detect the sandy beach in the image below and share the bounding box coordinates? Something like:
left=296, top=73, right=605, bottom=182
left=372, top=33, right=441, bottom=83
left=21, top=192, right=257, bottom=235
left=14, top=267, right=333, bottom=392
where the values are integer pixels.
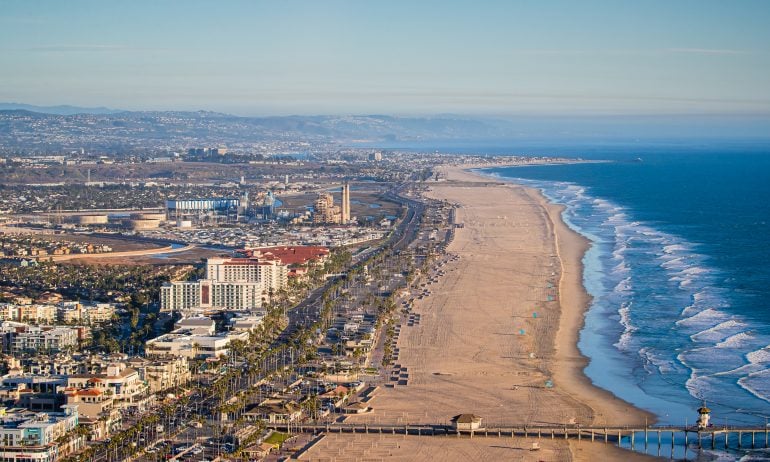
left=298, top=433, right=654, bottom=461
left=302, top=165, right=658, bottom=460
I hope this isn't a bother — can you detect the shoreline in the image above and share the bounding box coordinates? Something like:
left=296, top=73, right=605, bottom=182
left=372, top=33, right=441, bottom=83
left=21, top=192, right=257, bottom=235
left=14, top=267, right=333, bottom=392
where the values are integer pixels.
left=457, top=166, right=656, bottom=427
left=303, top=165, right=659, bottom=461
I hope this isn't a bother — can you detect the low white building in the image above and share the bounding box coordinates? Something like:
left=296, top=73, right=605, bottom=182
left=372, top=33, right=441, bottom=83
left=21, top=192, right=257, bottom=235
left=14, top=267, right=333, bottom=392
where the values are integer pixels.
left=174, top=317, right=216, bottom=335
left=145, top=330, right=248, bottom=359
left=229, top=313, right=266, bottom=333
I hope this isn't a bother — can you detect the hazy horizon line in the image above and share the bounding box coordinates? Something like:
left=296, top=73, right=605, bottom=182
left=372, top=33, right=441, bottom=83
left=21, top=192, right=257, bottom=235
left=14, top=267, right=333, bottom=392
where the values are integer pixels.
left=3, top=101, right=770, bottom=120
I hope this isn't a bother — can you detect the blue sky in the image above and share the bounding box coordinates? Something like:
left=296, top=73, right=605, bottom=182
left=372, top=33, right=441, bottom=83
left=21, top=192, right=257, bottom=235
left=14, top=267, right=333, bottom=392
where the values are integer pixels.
left=1, top=0, right=769, bottom=116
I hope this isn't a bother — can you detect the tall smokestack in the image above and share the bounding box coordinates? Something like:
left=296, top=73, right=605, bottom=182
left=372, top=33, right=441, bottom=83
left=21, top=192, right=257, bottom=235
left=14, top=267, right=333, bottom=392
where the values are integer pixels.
left=341, top=182, right=351, bottom=223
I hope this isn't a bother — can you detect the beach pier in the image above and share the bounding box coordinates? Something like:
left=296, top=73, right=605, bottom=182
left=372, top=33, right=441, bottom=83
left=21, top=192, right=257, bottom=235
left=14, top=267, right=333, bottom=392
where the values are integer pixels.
left=268, top=423, right=770, bottom=455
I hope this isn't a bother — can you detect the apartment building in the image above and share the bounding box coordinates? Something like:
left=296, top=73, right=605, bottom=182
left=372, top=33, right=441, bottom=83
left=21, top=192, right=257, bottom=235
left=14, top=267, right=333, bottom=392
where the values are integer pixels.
left=66, top=363, right=147, bottom=409
left=0, top=324, right=79, bottom=355
left=57, top=302, right=116, bottom=325
left=0, top=405, right=83, bottom=461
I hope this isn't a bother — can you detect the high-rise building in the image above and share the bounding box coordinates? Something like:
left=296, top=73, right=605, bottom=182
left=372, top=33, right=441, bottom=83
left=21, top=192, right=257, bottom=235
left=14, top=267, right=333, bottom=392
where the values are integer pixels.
left=160, top=256, right=288, bottom=313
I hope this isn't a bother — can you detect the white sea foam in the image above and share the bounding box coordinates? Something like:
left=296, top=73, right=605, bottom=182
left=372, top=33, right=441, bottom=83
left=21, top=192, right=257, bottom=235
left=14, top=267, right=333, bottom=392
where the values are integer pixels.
left=511, top=176, right=768, bottom=413
left=593, top=198, right=615, bottom=210
left=680, top=266, right=709, bottom=276
left=604, top=212, right=627, bottom=225
left=715, top=332, right=755, bottom=349
left=663, top=243, right=690, bottom=254
left=612, top=261, right=630, bottom=274
left=676, top=308, right=728, bottom=328
left=690, top=320, right=746, bottom=343
left=660, top=256, right=687, bottom=270
left=685, top=371, right=709, bottom=399
left=613, top=277, right=632, bottom=294
left=713, top=346, right=770, bottom=377
left=746, top=345, right=770, bottom=365
left=614, top=302, right=637, bottom=350
left=738, top=369, right=770, bottom=404
left=611, top=244, right=628, bottom=259
left=639, top=346, right=679, bottom=374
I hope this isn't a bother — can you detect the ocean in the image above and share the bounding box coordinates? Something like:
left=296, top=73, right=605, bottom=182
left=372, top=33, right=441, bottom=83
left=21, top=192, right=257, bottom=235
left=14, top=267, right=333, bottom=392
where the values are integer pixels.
left=472, top=143, right=770, bottom=431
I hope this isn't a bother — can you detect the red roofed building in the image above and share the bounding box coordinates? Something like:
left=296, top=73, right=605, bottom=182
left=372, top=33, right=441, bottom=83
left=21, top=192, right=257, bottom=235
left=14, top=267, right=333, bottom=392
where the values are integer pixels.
left=240, top=246, right=329, bottom=267
left=64, top=387, right=121, bottom=439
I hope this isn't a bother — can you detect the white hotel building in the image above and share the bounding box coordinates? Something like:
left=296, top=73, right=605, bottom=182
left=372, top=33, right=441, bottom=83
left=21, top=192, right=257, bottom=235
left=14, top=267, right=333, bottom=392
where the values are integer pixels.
left=160, top=257, right=287, bottom=312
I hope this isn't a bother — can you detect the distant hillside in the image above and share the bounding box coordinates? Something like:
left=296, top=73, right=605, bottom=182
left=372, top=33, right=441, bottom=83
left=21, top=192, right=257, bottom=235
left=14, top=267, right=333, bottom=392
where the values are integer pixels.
left=0, top=102, right=121, bottom=115
left=4, top=106, right=763, bottom=154
left=0, top=109, right=515, bottom=153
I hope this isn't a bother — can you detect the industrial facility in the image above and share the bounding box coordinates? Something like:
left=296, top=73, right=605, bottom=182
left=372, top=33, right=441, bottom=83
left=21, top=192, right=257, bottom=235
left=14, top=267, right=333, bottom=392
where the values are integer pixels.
left=313, top=182, right=351, bottom=225
left=165, top=194, right=247, bottom=224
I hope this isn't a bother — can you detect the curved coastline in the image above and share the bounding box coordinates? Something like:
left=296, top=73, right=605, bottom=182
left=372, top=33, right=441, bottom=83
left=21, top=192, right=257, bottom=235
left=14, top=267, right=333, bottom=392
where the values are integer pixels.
left=453, top=165, right=656, bottom=427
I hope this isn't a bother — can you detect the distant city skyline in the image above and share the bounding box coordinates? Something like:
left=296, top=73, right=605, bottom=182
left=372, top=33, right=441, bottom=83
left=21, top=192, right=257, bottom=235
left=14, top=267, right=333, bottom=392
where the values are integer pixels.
left=1, top=0, right=770, bottom=116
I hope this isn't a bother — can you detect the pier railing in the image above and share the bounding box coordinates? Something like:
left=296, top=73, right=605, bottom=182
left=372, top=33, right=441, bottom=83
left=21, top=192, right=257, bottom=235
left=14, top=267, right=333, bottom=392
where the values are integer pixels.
left=266, top=422, right=770, bottom=451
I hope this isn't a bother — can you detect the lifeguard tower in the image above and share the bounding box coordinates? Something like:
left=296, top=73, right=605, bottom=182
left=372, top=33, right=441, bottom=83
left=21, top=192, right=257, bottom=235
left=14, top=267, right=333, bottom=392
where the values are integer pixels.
left=696, top=402, right=711, bottom=430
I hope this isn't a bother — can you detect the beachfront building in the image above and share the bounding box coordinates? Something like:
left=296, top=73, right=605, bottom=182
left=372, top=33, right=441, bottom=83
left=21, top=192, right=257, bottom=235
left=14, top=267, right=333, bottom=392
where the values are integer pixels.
left=160, top=279, right=264, bottom=312
left=160, top=256, right=288, bottom=313
left=237, top=246, right=329, bottom=281
left=244, top=399, right=302, bottom=424
left=0, top=405, right=83, bottom=461
left=451, top=414, right=483, bottom=431
left=66, top=363, right=147, bottom=409
left=145, top=330, right=248, bottom=360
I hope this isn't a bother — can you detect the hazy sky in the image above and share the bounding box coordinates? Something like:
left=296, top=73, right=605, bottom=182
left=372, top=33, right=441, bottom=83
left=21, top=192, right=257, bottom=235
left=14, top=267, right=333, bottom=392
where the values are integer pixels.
left=1, top=0, right=769, bottom=115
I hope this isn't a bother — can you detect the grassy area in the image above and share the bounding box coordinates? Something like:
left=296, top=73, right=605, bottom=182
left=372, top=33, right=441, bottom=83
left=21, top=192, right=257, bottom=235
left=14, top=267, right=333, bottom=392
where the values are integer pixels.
left=264, top=431, right=290, bottom=447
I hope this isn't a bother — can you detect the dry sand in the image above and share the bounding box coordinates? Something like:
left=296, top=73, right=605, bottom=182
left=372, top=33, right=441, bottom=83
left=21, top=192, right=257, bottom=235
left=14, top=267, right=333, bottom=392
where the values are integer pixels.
left=298, top=433, right=656, bottom=462
left=307, top=166, right=657, bottom=460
